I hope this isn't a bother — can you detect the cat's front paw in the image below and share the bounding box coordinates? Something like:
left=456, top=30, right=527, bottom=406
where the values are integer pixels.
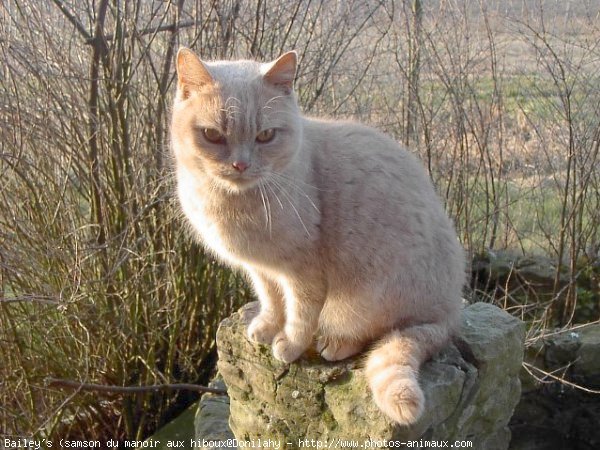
left=316, top=336, right=364, bottom=361
left=247, top=314, right=281, bottom=345
left=272, top=332, right=306, bottom=363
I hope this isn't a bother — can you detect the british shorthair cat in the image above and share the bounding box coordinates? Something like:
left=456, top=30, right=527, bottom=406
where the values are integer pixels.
left=171, top=48, right=466, bottom=425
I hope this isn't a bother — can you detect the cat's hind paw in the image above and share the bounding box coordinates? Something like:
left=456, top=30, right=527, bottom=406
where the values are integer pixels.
left=316, top=336, right=364, bottom=361
left=272, top=332, right=306, bottom=363
left=247, top=314, right=280, bottom=345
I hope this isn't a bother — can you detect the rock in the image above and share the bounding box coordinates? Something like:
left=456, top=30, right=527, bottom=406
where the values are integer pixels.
left=573, top=325, right=600, bottom=381
left=144, top=402, right=196, bottom=449
left=510, top=386, right=600, bottom=450
left=471, top=250, right=568, bottom=297
left=194, top=377, right=236, bottom=445
left=510, top=323, right=600, bottom=449
left=211, top=301, right=524, bottom=448
left=520, top=338, right=545, bottom=393
left=544, top=331, right=580, bottom=369
left=537, top=324, right=600, bottom=385
left=515, top=257, right=563, bottom=291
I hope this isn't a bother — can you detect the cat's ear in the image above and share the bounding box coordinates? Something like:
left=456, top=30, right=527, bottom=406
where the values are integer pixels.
left=176, top=48, right=214, bottom=100
left=263, top=51, right=297, bottom=94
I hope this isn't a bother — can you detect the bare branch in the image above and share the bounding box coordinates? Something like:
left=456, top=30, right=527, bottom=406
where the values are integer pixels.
left=85, top=20, right=199, bottom=45
left=522, top=362, right=600, bottom=395
left=50, top=0, right=91, bottom=41
left=0, top=295, right=60, bottom=305
left=45, top=378, right=227, bottom=395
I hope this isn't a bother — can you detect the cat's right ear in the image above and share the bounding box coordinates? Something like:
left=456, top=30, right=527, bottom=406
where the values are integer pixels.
left=176, top=48, right=214, bottom=100
left=263, top=51, right=297, bottom=94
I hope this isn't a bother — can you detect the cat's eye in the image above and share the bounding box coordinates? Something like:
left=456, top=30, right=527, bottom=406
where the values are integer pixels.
left=202, top=128, right=226, bottom=144
left=256, top=128, right=276, bottom=143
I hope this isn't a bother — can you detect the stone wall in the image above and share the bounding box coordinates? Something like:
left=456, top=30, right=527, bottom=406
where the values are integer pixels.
left=194, top=301, right=525, bottom=449
left=510, top=324, right=600, bottom=450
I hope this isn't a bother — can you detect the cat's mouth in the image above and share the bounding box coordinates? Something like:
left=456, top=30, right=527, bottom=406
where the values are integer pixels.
left=217, top=170, right=263, bottom=191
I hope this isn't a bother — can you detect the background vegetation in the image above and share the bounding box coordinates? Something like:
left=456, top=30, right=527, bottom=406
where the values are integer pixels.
left=1, top=0, right=599, bottom=441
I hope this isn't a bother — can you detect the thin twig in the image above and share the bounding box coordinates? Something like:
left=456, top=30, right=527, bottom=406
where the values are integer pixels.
left=522, top=362, right=600, bottom=394
left=0, top=295, right=60, bottom=305
left=525, top=319, right=600, bottom=345
left=85, top=20, right=201, bottom=44
left=50, top=0, right=200, bottom=45
left=35, top=382, right=83, bottom=436
left=46, top=378, right=227, bottom=395
left=50, top=0, right=92, bottom=41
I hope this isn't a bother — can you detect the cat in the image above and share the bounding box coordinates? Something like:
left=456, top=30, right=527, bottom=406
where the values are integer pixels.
left=171, top=47, right=466, bottom=425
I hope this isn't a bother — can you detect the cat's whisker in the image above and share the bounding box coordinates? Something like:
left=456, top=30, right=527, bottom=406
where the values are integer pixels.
left=258, top=182, right=273, bottom=236
left=257, top=183, right=269, bottom=232
left=263, top=179, right=284, bottom=210
left=269, top=173, right=318, bottom=210
left=225, top=96, right=241, bottom=105
left=222, top=97, right=242, bottom=123
left=269, top=178, right=311, bottom=237
left=271, top=181, right=318, bottom=218
left=269, top=172, right=320, bottom=213
left=263, top=95, right=287, bottom=109
left=264, top=183, right=273, bottom=236
left=272, top=170, right=329, bottom=192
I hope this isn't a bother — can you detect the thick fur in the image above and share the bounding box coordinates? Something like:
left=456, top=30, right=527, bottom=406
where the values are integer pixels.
left=171, top=48, right=466, bottom=425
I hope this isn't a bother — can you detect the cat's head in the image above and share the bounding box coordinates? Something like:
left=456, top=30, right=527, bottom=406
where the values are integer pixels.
left=171, top=48, right=302, bottom=193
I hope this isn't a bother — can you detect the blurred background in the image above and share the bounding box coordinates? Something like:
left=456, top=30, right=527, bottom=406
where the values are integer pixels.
left=1, top=0, right=599, bottom=442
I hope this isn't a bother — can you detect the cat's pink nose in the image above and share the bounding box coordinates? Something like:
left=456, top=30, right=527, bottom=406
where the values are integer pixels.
left=232, top=160, right=250, bottom=172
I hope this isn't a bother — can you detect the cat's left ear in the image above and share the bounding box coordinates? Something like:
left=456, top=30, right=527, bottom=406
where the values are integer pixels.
left=263, top=51, right=297, bottom=94
left=176, top=48, right=214, bottom=100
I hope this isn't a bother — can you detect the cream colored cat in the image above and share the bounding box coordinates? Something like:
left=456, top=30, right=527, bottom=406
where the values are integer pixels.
left=171, top=48, right=466, bottom=425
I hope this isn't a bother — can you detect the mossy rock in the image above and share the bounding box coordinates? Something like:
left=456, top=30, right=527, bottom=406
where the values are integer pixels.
left=212, top=301, right=524, bottom=449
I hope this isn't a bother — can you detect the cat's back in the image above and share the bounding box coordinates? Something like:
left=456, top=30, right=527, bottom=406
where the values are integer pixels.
left=303, top=117, right=440, bottom=213
left=302, top=117, right=463, bottom=294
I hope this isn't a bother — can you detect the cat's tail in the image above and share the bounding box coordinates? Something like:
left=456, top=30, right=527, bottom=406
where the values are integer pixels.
left=365, top=321, right=455, bottom=425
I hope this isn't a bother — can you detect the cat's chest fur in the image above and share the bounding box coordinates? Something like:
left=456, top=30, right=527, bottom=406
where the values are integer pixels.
left=179, top=179, right=319, bottom=271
